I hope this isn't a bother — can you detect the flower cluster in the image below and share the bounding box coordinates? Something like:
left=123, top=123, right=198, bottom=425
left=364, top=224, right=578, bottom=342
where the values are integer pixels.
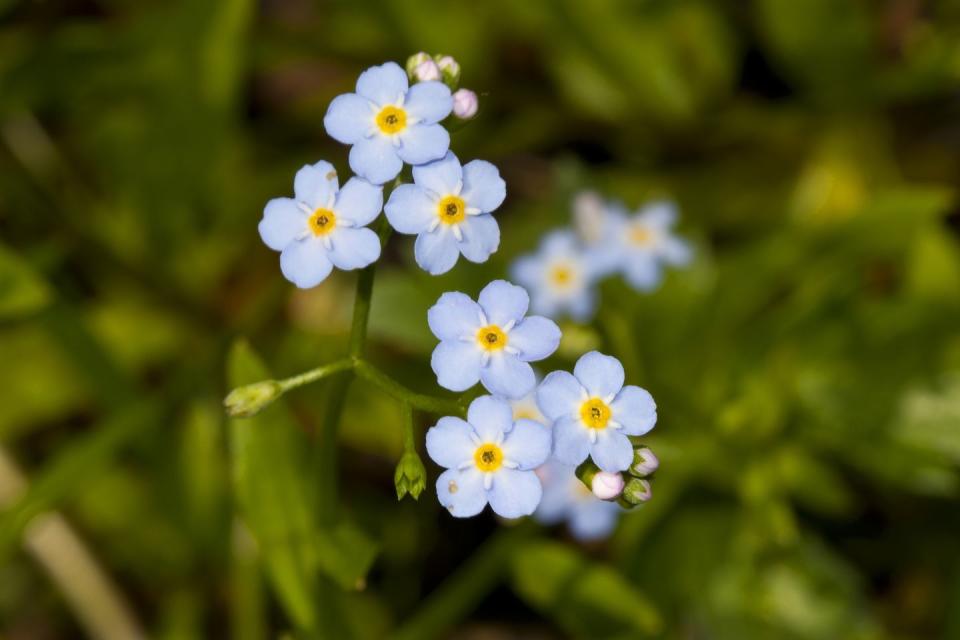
left=511, top=190, right=692, bottom=321
left=258, top=54, right=502, bottom=287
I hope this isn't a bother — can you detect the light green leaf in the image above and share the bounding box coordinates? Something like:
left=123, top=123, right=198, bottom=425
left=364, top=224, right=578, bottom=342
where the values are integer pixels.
left=315, top=522, right=378, bottom=591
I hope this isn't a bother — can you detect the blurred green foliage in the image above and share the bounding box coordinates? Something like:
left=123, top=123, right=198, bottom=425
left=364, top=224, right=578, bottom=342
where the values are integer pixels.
left=2, top=0, right=960, bottom=638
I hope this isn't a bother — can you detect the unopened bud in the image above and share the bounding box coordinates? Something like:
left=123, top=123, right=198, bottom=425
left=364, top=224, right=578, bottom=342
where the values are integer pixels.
left=629, top=447, right=659, bottom=477
left=224, top=380, right=282, bottom=418
left=405, top=52, right=431, bottom=78
left=591, top=471, right=624, bottom=500
left=452, top=88, right=478, bottom=120
left=435, top=55, right=461, bottom=87
left=620, top=478, right=652, bottom=506
left=394, top=450, right=427, bottom=500
left=413, top=59, right=441, bottom=83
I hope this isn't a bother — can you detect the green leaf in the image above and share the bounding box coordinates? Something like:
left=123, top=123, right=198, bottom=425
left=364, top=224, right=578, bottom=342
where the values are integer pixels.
left=0, top=242, right=51, bottom=320
left=510, top=540, right=661, bottom=638
left=315, top=522, right=378, bottom=591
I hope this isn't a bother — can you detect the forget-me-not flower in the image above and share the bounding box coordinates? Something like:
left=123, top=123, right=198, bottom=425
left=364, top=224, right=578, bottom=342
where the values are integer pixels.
left=511, top=230, right=597, bottom=322
left=385, top=151, right=505, bottom=275
left=614, top=200, right=692, bottom=291
left=428, top=280, right=561, bottom=399
left=426, top=395, right=551, bottom=518
left=534, top=461, right=621, bottom=541
left=510, top=389, right=548, bottom=426
left=324, top=62, right=452, bottom=185
left=572, top=190, right=629, bottom=278
left=258, top=161, right=383, bottom=288
left=537, top=351, right=656, bottom=472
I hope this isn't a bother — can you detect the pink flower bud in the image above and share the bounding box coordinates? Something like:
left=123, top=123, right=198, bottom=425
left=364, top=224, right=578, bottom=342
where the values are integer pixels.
left=413, top=60, right=441, bottom=82
left=452, top=88, right=478, bottom=120
left=591, top=471, right=625, bottom=500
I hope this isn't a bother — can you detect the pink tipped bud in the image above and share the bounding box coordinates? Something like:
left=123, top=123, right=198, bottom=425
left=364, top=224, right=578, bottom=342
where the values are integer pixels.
left=413, top=60, right=441, bottom=82
left=452, top=88, right=478, bottom=120
left=629, top=447, right=659, bottom=477
left=591, top=471, right=625, bottom=500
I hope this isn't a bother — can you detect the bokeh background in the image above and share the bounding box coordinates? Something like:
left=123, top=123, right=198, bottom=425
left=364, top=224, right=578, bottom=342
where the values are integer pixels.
left=3, top=0, right=960, bottom=638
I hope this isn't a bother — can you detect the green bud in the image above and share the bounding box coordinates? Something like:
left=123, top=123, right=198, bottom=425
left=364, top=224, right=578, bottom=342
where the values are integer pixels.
left=629, top=446, right=659, bottom=478
left=619, top=478, right=652, bottom=507
left=434, top=54, right=461, bottom=89
left=405, top=52, right=432, bottom=79
left=224, top=380, right=283, bottom=418
left=394, top=450, right=427, bottom=500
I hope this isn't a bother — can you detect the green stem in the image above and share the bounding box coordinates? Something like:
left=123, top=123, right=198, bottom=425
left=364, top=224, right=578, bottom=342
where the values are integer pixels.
left=349, top=218, right=393, bottom=358
left=401, top=402, right=415, bottom=453
left=278, top=359, right=353, bottom=393
left=353, top=360, right=464, bottom=415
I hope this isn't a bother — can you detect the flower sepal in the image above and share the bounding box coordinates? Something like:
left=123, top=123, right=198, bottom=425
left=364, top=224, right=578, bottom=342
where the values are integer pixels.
left=394, top=450, right=427, bottom=500
left=224, top=380, right=283, bottom=418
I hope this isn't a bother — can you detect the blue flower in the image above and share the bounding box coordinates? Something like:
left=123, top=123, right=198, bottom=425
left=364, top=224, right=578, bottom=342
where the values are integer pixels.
left=384, top=152, right=505, bottom=275
left=324, top=62, right=453, bottom=185
left=426, top=395, right=551, bottom=518
left=428, top=280, right=561, bottom=399
left=511, top=230, right=597, bottom=322
left=614, top=200, right=692, bottom=291
left=537, top=351, right=656, bottom=472
left=534, top=461, right=621, bottom=541
left=258, top=162, right=383, bottom=288
left=510, top=389, right=548, bottom=426
left=572, top=190, right=629, bottom=278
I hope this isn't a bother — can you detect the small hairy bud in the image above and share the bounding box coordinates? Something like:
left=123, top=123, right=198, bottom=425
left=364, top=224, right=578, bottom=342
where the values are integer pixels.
left=394, top=451, right=427, bottom=500
left=224, top=380, right=282, bottom=418
left=405, top=52, right=431, bottom=78
left=435, top=55, right=461, bottom=87
left=591, top=471, right=625, bottom=500
left=452, top=88, right=478, bottom=120
left=413, top=59, right=441, bottom=83
left=629, top=447, right=659, bottom=478
left=620, top=478, right=652, bottom=506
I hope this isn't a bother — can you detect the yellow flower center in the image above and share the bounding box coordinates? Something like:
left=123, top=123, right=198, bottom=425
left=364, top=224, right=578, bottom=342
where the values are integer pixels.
left=580, top=397, right=611, bottom=429
left=629, top=225, right=653, bottom=246
left=376, top=105, right=407, bottom=134
left=550, top=264, right=574, bottom=287
left=476, top=325, right=507, bottom=351
left=308, top=208, right=337, bottom=236
left=437, top=195, right=466, bottom=224
left=513, top=408, right=537, bottom=421
left=474, top=443, right=503, bottom=472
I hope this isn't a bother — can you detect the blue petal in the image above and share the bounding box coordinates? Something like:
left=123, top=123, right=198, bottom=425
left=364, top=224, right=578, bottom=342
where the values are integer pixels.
left=327, top=227, right=380, bottom=270
left=661, top=236, right=692, bottom=266
left=529, top=294, right=562, bottom=321
left=324, top=93, right=373, bottom=144
left=622, top=254, right=662, bottom=291
left=259, top=198, right=305, bottom=251
left=425, top=416, right=476, bottom=469
left=509, top=316, right=560, bottom=362
left=458, top=214, right=500, bottom=264
left=294, top=161, right=339, bottom=207
left=488, top=469, right=542, bottom=519
left=638, top=200, right=677, bottom=229
left=510, top=255, right=542, bottom=290
left=536, top=370, right=583, bottom=421
left=574, top=352, right=624, bottom=398
left=552, top=415, right=591, bottom=466
left=461, top=160, right=506, bottom=213
left=566, top=289, right=598, bottom=323
left=355, top=62, right=408, bottom=106
left=414, top=229, right=460, bottom=275
left=279, top=238, right=333, bottom=289
left=590, top=429, right=633, bottom=472
left=431, top=340, right=482, bottom=392
left=466, top=395, right=513, bottom=442
left=501, top=419, right=551, bottom=470
left=534, top=462, right=576, bottom=524
left=427, top=292, right=482, bottom=341
left=436, top=468, right=487, bottom=518
left=478, top=280, right=529, bottom=326
left=412, top=151, right=462, bottom=196
left=396, top=123, right=450, bottom=166
left=403, top=80, right=452, bottom=124
left=384, top=184, right=435, bottom=234
left=541, top=229, right=580, bottom=257
left=334, top=177, right=382, bottom=226
left=349, top=135, right=403, bottom=185
left=480, top=353, right=535, bottom=399
left=569, top=500, right=620, bottom=541
left=611, top=385, right=657, bottom=436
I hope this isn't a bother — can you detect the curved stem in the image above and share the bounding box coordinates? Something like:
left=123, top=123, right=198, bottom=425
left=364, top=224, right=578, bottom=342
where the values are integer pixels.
left=278, top=359, right=353, bottom=393
left=353, top=359, right=464, bottom=416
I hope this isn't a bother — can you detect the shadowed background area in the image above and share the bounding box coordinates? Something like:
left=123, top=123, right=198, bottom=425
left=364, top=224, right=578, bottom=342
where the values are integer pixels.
left=2, top=0, right=960, bottom=638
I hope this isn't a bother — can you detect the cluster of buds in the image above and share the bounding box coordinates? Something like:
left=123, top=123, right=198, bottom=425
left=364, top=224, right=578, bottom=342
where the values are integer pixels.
left=575, top=443, right=659, bottom=508
left=406, top=52, right=477, bottom=121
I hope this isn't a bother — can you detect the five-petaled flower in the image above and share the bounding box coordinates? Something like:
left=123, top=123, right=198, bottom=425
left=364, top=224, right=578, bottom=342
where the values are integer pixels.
left=613, top=200, right=692, bottom=291
left=324, top=62, right=453, bottom=185
left=426, top=395, right=551, bottom=518
left=385, top=152, right=505, bottom=275
left=428, top=280, right=561, bottom=399
left=537, top=351, right=656, bottom=472
left=534, top=461, right=621, bottom=541
left=511, top=230, right=597, bottom=322
left=258, top=161, right=383, bottom=289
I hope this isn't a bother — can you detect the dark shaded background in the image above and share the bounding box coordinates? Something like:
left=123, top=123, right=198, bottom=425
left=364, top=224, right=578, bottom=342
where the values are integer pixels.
left=2, top=0, right=960, bottom=638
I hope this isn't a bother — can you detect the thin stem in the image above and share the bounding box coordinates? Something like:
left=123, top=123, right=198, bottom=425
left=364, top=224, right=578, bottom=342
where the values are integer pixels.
left=349, top=218, right=393, bottom=358
left=400, top=402, right=415, bottom=453
left=353, top=359, right=464, bottom=416
left=278, top=358, right=353, bottom=393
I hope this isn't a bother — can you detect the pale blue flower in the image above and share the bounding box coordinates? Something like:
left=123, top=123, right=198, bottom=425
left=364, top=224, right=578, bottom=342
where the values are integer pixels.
left=537, top=351, right=656, bottom=472
left=258, top=161, right=383, bottom=288
left=614, top=200, right=692, bottom=291
left=428, top=280, right=561, bottom=399
left=426, top=395, right=551, bottom=518
left=509, top=389, right=548, bottom=426
left=384, top=151, right=505, bottom=275
left=534, top=461, right=621, bottom=541
left=572, top=190, right=629, bottom=278
left=511, top=230, right=597, bottom=322
left=324, top=62, right=452, bottom=185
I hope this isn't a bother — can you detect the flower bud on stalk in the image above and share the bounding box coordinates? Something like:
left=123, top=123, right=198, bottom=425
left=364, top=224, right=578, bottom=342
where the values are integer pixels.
left=435, top=55, right=461, bottom=88
left=413, top=59, right=441, bottom=83
left=629, top=447, right=659, bottom=478
left=619, top=478, right=652, bottom=508
left=224, top=380, right=282, bottom=418
left=405, top=52, right=431, bottom=79
left=394, top=450, right=427, bottom=500
left=591, top=471, right=625, bottom=500
left=452, top=88, right=478, bottom=120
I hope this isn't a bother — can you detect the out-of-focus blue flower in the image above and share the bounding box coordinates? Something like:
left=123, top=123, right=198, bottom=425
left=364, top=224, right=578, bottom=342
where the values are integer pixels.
left=510, top=230, right=597, bottom=322
left=258, top=162, right=383, bottom=288
left=428, top=280, right=561, bottom=399
left=324, top=62, right=452, bottom=185
left=614, top=200, right=692, bottom=292
left=537, top=351, right=656, bottom=472
left=534, top=461, right=621, bottom=541
left=426, top=395, right=551, bottom=518
left=384, top=152, right=504, bottom=275
left=510, top=389, right=549, bottom=426
left=572, top=190, right=628, bottom=278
